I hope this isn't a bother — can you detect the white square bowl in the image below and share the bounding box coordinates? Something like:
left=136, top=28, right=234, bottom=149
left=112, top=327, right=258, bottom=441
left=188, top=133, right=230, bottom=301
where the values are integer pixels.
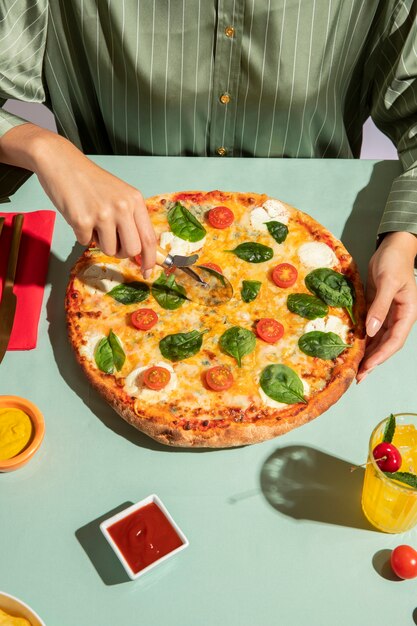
left=100, top=494, right=189, bottom=580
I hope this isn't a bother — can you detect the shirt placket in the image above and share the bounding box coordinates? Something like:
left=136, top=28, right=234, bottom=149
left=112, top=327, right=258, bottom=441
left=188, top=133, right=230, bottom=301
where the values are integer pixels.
left=209, top=0, right=244, bottom=157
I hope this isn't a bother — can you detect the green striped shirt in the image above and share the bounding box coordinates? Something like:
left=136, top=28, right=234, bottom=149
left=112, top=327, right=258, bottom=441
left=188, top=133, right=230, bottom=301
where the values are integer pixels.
left=1, top=0, right=417, bottom=235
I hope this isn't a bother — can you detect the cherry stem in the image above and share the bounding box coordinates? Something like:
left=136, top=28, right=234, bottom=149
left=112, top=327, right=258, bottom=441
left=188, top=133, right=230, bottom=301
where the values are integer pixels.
left=350, top=456, right=387, bottom=472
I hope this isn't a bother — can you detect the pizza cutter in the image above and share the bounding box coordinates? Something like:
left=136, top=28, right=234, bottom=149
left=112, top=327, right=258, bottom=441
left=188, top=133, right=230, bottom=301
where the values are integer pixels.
left=155, top=249, right=233, bottom=306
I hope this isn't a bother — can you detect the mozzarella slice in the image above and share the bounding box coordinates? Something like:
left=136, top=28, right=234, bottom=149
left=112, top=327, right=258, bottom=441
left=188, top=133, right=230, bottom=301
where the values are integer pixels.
left=250, top=207, right=270, bottom=232
left=258, top=387, right=287, bottom=410
left=262, top=199, right=290, bottom=224
left=304, top=318, right=326, bottom=334
left=325, top=315, right=349, bottom=342
left=304, top=315, right=349, bottom=342
left=298, top=242, right=338, bottom=269
left=159, top=231, right=206, bottom=255
left=124, top=362, right=178, bottom=398
left=82, top=263, right=125, bottom=294
left=79, top=331, right=104, bottom=363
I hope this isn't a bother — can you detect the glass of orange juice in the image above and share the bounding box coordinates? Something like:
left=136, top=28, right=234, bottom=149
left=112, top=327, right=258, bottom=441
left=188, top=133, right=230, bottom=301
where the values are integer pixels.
left=362, top=413, right=417, bottom=533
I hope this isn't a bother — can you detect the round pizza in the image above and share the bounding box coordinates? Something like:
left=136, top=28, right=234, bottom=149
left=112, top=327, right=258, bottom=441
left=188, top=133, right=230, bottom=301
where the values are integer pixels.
left=66, top=190, right=366, bottom=448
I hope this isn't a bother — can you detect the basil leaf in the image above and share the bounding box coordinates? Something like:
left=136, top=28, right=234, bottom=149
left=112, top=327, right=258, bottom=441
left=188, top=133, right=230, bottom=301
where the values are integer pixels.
left=260, top=364, right=307, bottom=405
left=152, top=272, right=187, bottom=310
left=225, top=242, right=273, bottom=264
left=305, top=268, right=356, bottom=323
left=265, top=221, right=288, bottom=244
left=94, top=337, right=114, bottom=374
left=298, top=331, right=351, bottom=359
left=241, top=280, right=262, bottom=303
left=108, top=329, right=126, bottom=371
left=383, top=413, right=396, bottom=443
left=219, top=326, right=256, bottom=367
left=287, top=293, right=329, bottom=320
left=159, top=329, right=208, bottom=361
left=384, top=472, right=417, bottom=490
left=107, top=281, right=150, bottom=305
left=94, top=330, right=126, bottom=374
left=167, top=202, right=206, bottom=242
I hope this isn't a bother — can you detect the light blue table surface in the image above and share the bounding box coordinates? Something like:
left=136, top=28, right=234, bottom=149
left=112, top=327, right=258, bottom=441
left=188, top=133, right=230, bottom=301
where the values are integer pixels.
left=1, top=157, right=417, bottom=626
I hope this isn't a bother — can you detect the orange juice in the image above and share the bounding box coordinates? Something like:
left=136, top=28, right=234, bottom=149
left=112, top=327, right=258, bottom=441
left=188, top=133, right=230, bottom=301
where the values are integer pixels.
left=362, top=414, right=417, bottom=533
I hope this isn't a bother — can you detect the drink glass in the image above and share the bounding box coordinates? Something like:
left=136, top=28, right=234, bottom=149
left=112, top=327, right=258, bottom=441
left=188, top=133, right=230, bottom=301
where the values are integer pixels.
left=361, top=413, right=417, bottom=533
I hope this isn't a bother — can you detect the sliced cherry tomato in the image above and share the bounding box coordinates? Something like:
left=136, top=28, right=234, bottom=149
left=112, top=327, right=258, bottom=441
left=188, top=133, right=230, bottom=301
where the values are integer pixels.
left=272, top=263, right=298, bottom=288
left=390, top=545, right=417, bottom=579
left=131, top=308, right=158, bottom=331
left=200, top=262, right=223, bottom=274
left=143, top=366, right=171, bottom=390
left=256, top=318, right=285, bottom=343
left=207, top=206, right=234, bottom=229
left=134, top=254, right=142, bottom=266
left=205, top=365, right=234, bottom=391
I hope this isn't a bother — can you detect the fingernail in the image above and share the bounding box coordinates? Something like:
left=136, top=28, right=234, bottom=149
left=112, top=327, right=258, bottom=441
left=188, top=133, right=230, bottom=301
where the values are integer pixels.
left=357, top=365, right=377, bottom=384
left=366, top=317, right=381, bottom=337
left=143, top=269, right=152, bottom=280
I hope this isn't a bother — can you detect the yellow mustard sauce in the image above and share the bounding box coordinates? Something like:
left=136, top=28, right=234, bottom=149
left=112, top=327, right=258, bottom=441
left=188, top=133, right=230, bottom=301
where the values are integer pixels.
left=0, top=408, right=33, bottom=460
left=0, top=608, right=32, bottom=625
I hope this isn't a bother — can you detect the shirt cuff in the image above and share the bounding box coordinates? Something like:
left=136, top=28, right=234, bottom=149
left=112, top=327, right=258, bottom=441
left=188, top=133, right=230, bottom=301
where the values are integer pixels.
left=0, top=108, right=29, bottom=139
left=0, top=109, right=33, bottom=198
left=378, top=175, right=417, bottom=236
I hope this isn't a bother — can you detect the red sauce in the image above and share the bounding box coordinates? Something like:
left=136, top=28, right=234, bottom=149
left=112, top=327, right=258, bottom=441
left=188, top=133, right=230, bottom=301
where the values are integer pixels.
left=108, top=502, right=183, bottom=574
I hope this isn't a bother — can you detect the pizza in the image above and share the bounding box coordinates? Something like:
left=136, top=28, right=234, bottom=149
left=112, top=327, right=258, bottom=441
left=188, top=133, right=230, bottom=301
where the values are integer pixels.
left=66, top=190, right=366, bottom=448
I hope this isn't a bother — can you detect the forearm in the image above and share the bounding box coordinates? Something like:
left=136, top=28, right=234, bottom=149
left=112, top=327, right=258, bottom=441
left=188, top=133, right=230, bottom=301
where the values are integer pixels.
left=0, top=122, right=78, bottom=173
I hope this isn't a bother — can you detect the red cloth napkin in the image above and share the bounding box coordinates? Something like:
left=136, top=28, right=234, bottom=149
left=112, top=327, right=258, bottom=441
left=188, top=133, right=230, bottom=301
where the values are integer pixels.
left=0, top=210, right=55, bottom=350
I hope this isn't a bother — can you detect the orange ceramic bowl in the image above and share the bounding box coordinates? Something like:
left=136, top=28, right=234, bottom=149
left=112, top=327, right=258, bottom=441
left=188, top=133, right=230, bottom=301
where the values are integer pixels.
left=0, top=396, right=45, bottom=472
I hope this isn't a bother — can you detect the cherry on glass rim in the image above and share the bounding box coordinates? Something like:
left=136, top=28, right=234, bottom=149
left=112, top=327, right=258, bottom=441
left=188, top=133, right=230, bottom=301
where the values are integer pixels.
left=372, top=442, right=402, bottom=472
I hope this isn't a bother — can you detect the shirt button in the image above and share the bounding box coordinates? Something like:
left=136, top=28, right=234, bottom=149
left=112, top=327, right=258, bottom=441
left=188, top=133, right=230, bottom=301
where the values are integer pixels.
left=216, top=146, right=227, bottom=156
left=225, top=26, right=235, bottom=37
left=220, top=93, right=231, bottom=104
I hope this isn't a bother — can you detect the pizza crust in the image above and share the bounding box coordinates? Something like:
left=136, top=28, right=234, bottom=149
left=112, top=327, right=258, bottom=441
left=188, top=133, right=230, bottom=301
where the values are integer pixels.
left=66, top=190, right=366, bottom=448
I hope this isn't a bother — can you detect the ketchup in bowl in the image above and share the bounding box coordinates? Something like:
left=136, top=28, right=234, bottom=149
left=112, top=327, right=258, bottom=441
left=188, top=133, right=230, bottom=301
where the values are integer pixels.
left=101, top=495, right=189, bottom=579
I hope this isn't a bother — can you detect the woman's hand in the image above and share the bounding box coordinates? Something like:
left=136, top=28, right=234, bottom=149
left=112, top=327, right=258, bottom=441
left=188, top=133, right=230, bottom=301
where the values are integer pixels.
left=357, top=231, right=417, bottom=382
left=0, top=124, right=157, bottom=276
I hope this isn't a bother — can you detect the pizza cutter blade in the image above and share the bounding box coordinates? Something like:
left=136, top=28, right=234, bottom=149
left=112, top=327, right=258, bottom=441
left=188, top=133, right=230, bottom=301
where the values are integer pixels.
left=156, top=249, right=233, bottom=306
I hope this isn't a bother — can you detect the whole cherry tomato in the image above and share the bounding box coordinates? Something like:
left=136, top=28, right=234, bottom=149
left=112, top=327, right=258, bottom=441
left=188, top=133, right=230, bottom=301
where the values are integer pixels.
left=390, top=545, right=417, bottom=579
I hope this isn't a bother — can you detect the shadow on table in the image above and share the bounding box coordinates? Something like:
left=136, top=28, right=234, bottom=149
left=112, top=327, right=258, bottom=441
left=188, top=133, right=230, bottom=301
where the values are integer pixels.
left=76, top=501, right=133, bottom=585
left=372, top=549, right=401, bottom=581
left=46, top=244, right=219, bottom=453
left=260, top=445, right=373, bottom=531
left=340, top=160, right=401, bottom=280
